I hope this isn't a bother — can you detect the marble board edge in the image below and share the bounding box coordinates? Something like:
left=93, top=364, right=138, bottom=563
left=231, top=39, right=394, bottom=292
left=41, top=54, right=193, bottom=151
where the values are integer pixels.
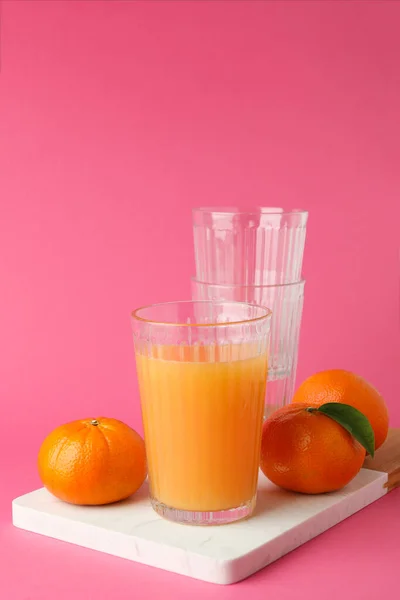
left=12, top=470, right=388, bottom=585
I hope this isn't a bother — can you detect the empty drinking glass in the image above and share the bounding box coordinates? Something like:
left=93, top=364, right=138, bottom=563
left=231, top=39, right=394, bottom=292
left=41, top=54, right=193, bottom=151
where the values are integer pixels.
left=191, top=279, right=305, bottom=417
left=193, top=207, right=308, bottom=286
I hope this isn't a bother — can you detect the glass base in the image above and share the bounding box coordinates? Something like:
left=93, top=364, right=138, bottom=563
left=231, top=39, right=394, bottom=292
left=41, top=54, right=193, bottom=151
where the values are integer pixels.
left=264, top=370, right=297, bottom=420
left=151, top=495, right=256, bottom=526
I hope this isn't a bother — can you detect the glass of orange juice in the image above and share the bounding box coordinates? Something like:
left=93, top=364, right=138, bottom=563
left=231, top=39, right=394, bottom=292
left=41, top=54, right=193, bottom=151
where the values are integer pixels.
left=131, top=301, right=271, bottom=525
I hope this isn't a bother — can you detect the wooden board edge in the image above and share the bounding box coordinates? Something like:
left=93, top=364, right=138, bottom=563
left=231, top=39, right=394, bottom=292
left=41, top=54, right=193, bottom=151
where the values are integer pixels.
left=363, top=428, right=400, bottom=492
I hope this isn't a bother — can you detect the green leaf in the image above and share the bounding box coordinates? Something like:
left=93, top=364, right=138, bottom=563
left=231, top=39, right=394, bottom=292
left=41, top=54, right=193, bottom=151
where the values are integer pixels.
left=311, top=402, right=375, bottom=457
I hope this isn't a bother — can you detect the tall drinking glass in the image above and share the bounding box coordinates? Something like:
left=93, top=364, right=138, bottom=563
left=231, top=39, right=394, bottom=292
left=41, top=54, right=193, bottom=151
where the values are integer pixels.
left=132, top=301, right=271, bottom=525
left=193, top=207, right=308, bottom=286
left=191, top=279, right=305, bottom=417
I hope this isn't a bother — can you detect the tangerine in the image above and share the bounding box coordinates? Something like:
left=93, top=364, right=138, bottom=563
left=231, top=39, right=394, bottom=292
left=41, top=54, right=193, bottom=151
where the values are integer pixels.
left=292, top=369, right=389, bottom=450
left=38, top=417, right=147, bottom=505
left=260, top=403, right=366, bottom=494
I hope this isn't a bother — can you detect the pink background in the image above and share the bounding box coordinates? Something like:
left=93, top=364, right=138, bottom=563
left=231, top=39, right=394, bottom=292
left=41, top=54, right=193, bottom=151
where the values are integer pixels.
left=1, top=1, right=399, bottom=598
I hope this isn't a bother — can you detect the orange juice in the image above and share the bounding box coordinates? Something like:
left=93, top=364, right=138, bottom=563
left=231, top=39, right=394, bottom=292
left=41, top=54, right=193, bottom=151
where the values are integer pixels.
left=135, top=344, right=267, bottom=512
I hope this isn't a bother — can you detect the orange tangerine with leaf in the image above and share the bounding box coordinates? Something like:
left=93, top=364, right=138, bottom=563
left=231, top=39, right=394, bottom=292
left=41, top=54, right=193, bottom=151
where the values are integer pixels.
left=260, top=402, right=374, bottom=494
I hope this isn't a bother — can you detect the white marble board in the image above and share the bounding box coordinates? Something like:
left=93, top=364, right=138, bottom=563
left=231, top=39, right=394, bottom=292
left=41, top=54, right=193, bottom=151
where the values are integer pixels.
left=12, top=469, right=388, bottom=585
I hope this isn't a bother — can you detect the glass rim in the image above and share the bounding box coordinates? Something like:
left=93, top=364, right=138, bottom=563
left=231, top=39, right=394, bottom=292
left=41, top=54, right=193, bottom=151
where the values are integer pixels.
left=191, top=276, right=306, bottom=290
left=192, top=206, right=308, bottom=217
left=131, top=300, right=272, bottom=328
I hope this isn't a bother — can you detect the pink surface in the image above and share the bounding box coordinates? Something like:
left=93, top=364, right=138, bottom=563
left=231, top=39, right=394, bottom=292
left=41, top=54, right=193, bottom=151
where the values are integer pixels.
left=0, top=1, right=399, bottom=597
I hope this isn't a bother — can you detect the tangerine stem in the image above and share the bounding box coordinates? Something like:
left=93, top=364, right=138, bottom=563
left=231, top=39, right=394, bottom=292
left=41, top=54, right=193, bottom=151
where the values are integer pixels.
left=90, top=419, right=100, bottom=426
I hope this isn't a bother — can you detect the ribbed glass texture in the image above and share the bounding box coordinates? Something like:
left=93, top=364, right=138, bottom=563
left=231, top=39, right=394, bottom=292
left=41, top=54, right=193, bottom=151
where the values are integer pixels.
left=131, top=301, right=271, bottom=525
left=193, top=207, right=308, bottom=286
left=191, top=280, right=305, bottom=417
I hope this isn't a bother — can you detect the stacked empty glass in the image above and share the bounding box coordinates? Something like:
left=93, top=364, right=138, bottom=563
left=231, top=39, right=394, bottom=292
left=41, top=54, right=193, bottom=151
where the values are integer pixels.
left=192, top=207, right=308, bottom=417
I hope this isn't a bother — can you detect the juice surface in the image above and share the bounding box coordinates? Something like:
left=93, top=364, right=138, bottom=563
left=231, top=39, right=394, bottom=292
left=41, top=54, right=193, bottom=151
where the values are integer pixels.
left=135, top=344, right=267, bottom=512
